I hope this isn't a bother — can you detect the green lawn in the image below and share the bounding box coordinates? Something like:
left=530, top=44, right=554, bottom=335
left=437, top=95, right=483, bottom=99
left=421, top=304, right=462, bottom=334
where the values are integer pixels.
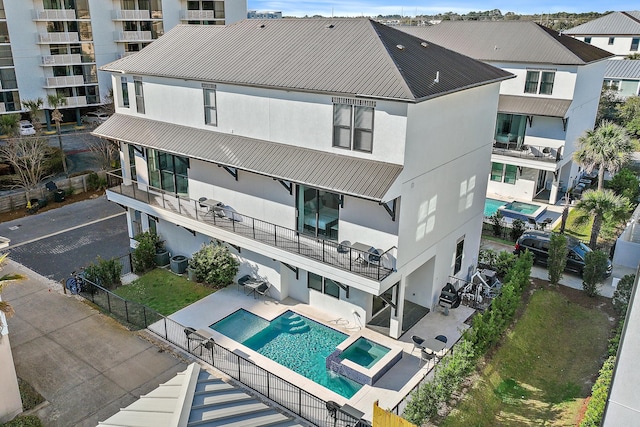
left=554, top=208, right=592, bottom=242
left=442, top=288, right=611, bottom=427
left=114, top=268, right=216, bottom=315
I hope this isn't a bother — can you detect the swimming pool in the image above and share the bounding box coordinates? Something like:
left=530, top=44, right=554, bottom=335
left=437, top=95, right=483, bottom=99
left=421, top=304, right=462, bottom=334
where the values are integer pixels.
left=500, top=201, right=546, bottom=221
left=484, top=198, right=506, bottom=217
left=210, top=309, right=362, bottom=398
left=340, top=337, right=390, bottom=369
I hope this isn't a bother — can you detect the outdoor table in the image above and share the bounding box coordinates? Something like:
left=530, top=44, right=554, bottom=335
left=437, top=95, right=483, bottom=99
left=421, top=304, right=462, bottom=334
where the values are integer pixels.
left=200, top=199, right=223, bottom=217
left=244, top=279, right=265, bottom=298
left=351, top=242, right=375, bottom=264
left=421, top=337, right=446, bottom=354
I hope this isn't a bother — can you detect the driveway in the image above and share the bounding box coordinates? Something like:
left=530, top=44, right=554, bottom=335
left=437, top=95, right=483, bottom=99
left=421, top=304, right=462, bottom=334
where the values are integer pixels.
left=3, top=259, right=187, bottom=427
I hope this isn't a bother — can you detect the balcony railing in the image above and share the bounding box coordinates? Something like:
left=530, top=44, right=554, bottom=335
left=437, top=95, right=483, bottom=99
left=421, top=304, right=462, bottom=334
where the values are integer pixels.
left=180, top=10, right=225, bottom=20
left=38, top=32, right=79, bottom=43
left=45, top=75, right=85, bottom=87
left=115, top=31, right=153, bottom=42
left=106, top=172, right=396, bottom=282
left=492, top=141, right=563, bottom=163
left=41, top=54, right=83, bottom=66
left=35, top=9, right=76, bottom=20
left=112, top=9, right=151, bottom=20
left=64, top=96, right=87, bottom=107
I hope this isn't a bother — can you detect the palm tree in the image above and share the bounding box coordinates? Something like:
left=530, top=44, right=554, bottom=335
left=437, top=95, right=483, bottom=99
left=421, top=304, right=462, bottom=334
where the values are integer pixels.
left=47, top=94, right=68, bottom=175
left=21, top=98, right=44, bottom=133
left=0, top=113, right=20, bottom=138
left=0, top=254, right=26, bottom=332
left=573, top=121, right=633, bottom=191
left=573, top=189, right=630, bottom=249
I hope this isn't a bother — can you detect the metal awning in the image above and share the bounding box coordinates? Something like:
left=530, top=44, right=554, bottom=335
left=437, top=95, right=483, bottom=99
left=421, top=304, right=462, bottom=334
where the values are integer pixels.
left=93, top=114, right=402, bottom=202
left=498, top=95, right=572, bottom=118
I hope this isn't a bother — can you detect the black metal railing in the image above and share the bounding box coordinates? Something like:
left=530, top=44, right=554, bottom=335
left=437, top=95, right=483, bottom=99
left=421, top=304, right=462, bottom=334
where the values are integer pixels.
left=79, top=277, right=368, bottom=427
left=492, top=141, right=562, bottom=163
left=105, top=171, right=396, bottom=282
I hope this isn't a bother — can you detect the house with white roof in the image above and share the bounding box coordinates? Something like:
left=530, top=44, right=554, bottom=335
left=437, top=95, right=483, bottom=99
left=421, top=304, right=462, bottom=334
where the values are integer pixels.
left=94, top=18, right=511, bottom=339
left=402, top=22, right=612, bottom=204
left=563, top=11, right=640, bottom=58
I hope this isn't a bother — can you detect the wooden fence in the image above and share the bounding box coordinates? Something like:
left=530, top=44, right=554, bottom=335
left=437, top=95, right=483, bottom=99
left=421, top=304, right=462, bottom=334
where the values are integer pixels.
left=0, top=171, right=106, bottom=213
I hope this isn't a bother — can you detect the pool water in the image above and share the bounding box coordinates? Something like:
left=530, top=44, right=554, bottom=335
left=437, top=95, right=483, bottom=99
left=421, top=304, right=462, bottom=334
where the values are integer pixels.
left=211, top=309, right=362, bottom=398
left=503, top=201, right=540, bottom=215
left=484, top=198, right=506, bottom=217
left=340, top=337, right=390, bottom=369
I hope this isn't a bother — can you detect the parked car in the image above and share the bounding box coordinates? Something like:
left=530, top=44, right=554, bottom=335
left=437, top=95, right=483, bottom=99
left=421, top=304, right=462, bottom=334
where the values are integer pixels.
left=81, top=111, right=110, bottom=125
left=19, top=120, right=36, bottom=136
left=514, top=230, right=612, bottom=277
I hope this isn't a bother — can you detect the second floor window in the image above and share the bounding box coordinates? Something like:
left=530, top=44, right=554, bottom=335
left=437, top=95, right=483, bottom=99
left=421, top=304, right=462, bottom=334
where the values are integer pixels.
left=333, top=101, right=374, bottom=152
left=120, top=76, right=129, bottom=107
left=608, top=37, right=615, bottom=45
left=203, top=84, right=217, bottom=126
left=134, top=76, right=144, bottom=114
left=525, top=70, right=555, bottom=95
left=631, top=38, right=640, bottom=52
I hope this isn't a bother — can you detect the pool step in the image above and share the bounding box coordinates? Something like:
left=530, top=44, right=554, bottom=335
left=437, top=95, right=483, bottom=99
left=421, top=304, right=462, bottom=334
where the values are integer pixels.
left=286, top=324, right=310, bottom=334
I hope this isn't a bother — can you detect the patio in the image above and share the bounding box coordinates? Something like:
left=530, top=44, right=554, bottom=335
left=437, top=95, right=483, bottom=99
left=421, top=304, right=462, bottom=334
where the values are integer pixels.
left=156, top=284, right=474, bottom=421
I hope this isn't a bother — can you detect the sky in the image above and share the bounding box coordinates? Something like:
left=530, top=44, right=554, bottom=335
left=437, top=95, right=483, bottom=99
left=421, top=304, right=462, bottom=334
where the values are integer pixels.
left=247, top=1, right=639, bottom=17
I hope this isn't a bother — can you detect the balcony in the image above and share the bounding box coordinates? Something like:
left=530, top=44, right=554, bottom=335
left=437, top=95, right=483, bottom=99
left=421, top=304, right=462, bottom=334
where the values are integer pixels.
left=106, top=172, right=396, bottom=283
left=112, top=10, right=151, bottom=20
left=180, top=10, right=224, bottom=21
left=39, top=32, right=79, bottom=43
left=64, top=96, right=87, bottom=107
left=45, top=75, right=85, bottom=88
left=115, top=31, right=153, bottom=42
left=34, top=9, right=76, bottom=21
left=492, top=141, right=562, bottom=164
left=41, top=54, right=83, bottom=66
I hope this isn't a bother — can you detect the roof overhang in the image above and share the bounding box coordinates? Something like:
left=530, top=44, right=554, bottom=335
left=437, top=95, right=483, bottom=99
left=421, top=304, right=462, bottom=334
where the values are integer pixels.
left=93, top=114, right=402, bottom=202
left=498, top=95, right=572, bottom=118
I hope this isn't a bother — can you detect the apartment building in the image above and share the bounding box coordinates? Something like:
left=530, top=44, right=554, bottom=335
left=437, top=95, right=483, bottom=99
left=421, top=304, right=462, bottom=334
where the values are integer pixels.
left=403, top=22, right=612, bottom=204
left=0, top=0, right=246, bottom=126
left=564, top=11, right=640, bottom=58
left=94, top=19, right=512, bottom=339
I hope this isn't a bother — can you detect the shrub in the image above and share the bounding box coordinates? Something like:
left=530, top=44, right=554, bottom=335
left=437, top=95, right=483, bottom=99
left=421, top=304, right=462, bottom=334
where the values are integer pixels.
left=606, top=168, right=640, bottom=202
left=580, top=356, right=615, bottom=427
left=493, top=251, right=517, bottom=278
left=612, top=274, right=636, bottom=317
left=490, top=212, right=504, bottom=237
left=547, top=233, right=568, bottom=285
left=132, top=231, right=161, bottom=273
left=84, top=256, right=122, bottom=289
left=86, top=172, right=101, bottom=191
left=190, top=242, right=239, bottom=287
left=510, top=218, right=526, bottom=241
left=478, top=248, right=497, bottom=270
left=582, top=250, right=609, bottom=297
left=2, top=415, right=43, bottom=427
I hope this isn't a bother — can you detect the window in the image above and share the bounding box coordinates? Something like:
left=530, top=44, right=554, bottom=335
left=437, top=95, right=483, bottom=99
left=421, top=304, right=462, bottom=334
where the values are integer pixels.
left=203, top=84, right=217, bottom=126
left=603, top=79, right=620, bottom=91
left=494, top=113, right=526, bottom=144
left=584, top=37, right=591, bottom=44
left=332, top=98, right=375, bottom=152
left=128, top=144, right=137, bottom=180
left=120, top=76, right=129, bottom=107
left=631, top=38, right=640, bottom=52
left=608, top=37, right=615, bottom=45
left=454, top=239, right=464, bottom=274
left=134, top=76, right=144, bottom=113
left=524, top=70, right=555, bottom=95
left=490, top=162, right=517, bottom=184
left=307, top=272, right=342, bottom=299
left=147, top=148, right=189, bottom=195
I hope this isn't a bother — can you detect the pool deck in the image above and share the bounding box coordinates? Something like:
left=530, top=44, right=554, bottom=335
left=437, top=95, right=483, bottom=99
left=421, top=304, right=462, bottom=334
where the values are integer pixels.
left=165, top=285, right=474, bottom=421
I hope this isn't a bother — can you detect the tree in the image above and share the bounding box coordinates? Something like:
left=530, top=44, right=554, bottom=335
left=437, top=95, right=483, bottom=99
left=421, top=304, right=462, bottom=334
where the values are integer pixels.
left=21, top=98, right=44, bottom=133
left=612, top=274, right=636, bottom=318
left=548, top=233, right=568, bottom=285
left=582, top=250, right=609, bottom=297
left=573, top=121, right=633, bottom=191
left=190, top=242, right=239, bottom=286
left=85, top=134, right=118, bottom=170
left=0, top=136, right=52, bottom=191
left=616, top=95, right=640, bottom=137
left=606, top=168, right=640, bottom=202
left=574, top=189, right=630, bottom=249
left=0, top=113, right=20, bottom=138
left=596, top=88, right=621, bottom=124
left=99, top=88, right=115, bottom=116
left=47, top=93, right=68, bottom=176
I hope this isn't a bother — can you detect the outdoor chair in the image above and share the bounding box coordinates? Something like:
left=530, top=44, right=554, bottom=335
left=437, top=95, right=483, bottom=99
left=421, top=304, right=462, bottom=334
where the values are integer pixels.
left=411, top=335, right=425, bottom=354
left=184, top=327, right=203, bottom=353
left=255, top=282, right=272, bottom=300
left=237, top=274, right=251, bottom=292
left=435, top=335, right=448, bottom=344
left=419, top=348, right=435, bottom=367
left=326, top=400, right=340, bottom=424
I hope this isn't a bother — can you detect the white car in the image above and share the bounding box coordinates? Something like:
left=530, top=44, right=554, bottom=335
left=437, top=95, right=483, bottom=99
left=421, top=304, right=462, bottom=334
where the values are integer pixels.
left=19, top=120, right=36, bottom=136
left=82, top=111, right=110, bottom=125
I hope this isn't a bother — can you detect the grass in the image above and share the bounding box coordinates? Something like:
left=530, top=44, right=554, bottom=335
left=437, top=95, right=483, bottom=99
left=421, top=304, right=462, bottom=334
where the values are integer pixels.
left=114, top=268, right=216, bottom=316
left=441, top=288, right=611, bottom=427
left=554, top=208, right=593, bottom=242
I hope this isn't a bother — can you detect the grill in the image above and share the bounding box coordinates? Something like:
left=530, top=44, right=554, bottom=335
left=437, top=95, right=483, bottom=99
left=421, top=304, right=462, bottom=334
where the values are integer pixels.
left=438, top=282, right=460, bottom=315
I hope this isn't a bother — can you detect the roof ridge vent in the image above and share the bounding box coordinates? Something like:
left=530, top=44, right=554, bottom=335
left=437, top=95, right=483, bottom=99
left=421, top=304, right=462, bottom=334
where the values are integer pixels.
left=259, top=24, right=266, bottom=28
left=326, top=24, right=335, bottom=29
left=396, top=44, right=405, bottom=50
left=420, top=41, right=428, bottom=48
left=434, top=71, right=440, bottom=83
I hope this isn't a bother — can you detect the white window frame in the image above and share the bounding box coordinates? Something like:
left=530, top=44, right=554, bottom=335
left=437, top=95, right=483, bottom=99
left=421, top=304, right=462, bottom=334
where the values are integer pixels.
left=524, top=69, right=555, bottom=95
left=203, top=83, right=217, bottom=126
left=332, top=97, right=375, bottom=153
left=133, top=76, right=144, bottom=114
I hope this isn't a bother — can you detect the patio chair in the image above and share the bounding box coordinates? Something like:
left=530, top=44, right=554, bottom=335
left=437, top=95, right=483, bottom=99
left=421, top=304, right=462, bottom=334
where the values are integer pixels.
left=411, top=335, right=425, bottom=354
left=435, top=335, right=448, bottom=344
left=255, top=282, right=272, bottom=300
left=237, top=274, right=251, bottom=292
left=184, top=327, right=203, bottom=353
left=419, top=348, right=435, bottom=367
left=326, top=400, right=340, bottom=425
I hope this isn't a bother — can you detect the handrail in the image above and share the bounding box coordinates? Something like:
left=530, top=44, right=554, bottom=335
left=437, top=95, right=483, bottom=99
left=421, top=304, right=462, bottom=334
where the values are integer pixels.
left=105, top=171, right=396, bottom=282
left=492, top=141, right=563, bottom=162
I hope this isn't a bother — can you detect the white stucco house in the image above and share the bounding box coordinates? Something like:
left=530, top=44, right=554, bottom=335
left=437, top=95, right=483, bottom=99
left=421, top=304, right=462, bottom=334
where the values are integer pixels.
left=563, top=11, right=640, bottom=59
left=94, top=18, right=512, bottom=339
left=402, top=21, right=613, bottom=204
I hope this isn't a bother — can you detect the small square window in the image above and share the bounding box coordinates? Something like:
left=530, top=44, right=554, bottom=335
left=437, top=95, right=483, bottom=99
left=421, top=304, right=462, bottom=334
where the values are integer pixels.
left=608, top=37, right=615, bottom=45
left=584, top=37, right=591, bottom=44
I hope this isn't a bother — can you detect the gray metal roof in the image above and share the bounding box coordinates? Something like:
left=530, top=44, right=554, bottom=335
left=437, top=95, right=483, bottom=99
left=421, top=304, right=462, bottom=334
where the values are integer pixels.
left=564, top=11, right=640, bottom=35
left=605, top=59, right=640, bottom=79
left=401, top=21, right=613, bottom=65
left=498, top=95, right=572, bottom=118
left=101, top=18, right=511, bottom=102
left=93, top=114, right=402, bottom=202
left=98, top=363, right=303, bottom=427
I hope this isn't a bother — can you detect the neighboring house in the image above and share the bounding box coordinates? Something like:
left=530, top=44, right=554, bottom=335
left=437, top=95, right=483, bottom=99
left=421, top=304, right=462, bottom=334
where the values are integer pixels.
left=402, top=21, right=612, bottom=204
left=247, top=10, right=282, bottom=19
left=0, top=0, right=246, bottom=122
left=604, top=59, right=640, bottom=98
left=563, top=11, right=640, bottom=58
left=94, top=18, right=511, bottom=339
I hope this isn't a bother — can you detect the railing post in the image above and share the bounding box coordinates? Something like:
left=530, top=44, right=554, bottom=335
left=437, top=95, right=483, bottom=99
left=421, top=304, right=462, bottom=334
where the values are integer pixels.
left=164, top=317, right=168, bottom=340
left=274, top=225, right=277, bottom=245
left=322, top=239, right=325, bottom=262
left=162, top=193, right=166, bottom=209
left=252, top=218, right=256, bottom=239
left=237, top=354, right=241, bottom=380
left=107, top=292, right=111, bottom=313
left=267, top=373, right=270, bottom=398
left=143, top=306, right=148, bottom=327
left=298, top=388, right=302, bottom=415
left=297, top=232, right=300, bottom=253
left=232, top=217, right=236, bottom=232
left=125, top=300, right=129, bottom=323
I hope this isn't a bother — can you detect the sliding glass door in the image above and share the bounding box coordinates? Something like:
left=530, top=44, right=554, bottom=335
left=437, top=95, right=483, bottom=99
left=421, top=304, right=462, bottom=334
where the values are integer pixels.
left=297, top=185, right=340, bottom=240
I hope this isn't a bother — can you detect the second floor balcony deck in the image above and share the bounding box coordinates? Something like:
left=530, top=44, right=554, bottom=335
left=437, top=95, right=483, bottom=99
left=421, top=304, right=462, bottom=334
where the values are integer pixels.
left=106, top=172, right=396, bottom=284
left=492, top=141, right=562, bottom=164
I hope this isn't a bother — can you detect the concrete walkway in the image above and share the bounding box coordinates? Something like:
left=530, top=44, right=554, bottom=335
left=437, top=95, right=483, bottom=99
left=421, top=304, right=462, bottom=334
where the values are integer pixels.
left=3, top=259, right=186, bottom=427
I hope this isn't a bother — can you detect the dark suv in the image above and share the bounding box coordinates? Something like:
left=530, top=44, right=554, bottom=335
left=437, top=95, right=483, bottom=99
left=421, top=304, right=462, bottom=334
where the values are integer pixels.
left=514, top=230, right=612, bottom=277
